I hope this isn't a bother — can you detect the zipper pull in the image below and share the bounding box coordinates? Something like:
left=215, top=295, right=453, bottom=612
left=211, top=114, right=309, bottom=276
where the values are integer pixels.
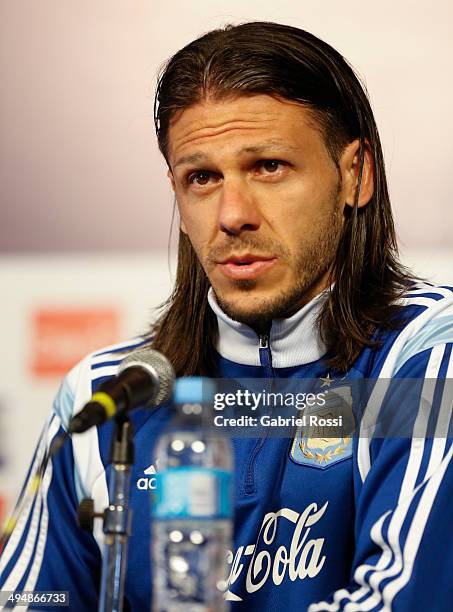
left=259, top=334, right=269, bottom=349
left=258, top=333, right=273, bottom=376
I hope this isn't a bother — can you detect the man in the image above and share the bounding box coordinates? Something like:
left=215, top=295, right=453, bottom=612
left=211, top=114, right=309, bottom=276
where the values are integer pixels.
left=1, top=21, right=452, bottom=611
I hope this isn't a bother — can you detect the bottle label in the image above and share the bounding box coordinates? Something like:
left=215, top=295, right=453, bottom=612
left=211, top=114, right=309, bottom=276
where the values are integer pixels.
left=152, top=467, right=232, bottom=519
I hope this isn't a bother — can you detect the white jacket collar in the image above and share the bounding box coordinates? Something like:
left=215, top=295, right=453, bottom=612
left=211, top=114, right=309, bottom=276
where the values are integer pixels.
left=207, top=288, right=328, bottom=368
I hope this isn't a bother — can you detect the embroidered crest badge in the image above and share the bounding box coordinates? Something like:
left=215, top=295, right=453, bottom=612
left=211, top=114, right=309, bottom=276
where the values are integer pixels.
left=290, top=385, right=355, bottom=469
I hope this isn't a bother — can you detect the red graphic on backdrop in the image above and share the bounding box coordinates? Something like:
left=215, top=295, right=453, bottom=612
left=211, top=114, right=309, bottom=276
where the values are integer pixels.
left=31, top=308, right=121, bottom=377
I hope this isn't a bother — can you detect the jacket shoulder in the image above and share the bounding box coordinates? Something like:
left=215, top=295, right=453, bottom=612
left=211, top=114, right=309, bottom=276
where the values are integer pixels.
left=393, top=282, right=453, bottom=364
left=354, top=283, right=453, bottom=377
left=54, top=335, right=151, bottom=429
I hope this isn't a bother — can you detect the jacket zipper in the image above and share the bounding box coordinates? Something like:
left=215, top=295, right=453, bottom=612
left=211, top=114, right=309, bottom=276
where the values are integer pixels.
left=258, top=334, right=274, bottom=378
left=243, top=333, right=274, bottom=495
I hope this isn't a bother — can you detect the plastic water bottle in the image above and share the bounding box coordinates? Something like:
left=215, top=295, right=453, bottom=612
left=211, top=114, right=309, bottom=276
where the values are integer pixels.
left=151, top=377, right=233, bottom=612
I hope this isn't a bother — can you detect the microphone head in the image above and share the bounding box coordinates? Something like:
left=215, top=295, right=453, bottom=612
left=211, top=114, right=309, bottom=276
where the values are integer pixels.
left=118, top=347, right=175, bottom=406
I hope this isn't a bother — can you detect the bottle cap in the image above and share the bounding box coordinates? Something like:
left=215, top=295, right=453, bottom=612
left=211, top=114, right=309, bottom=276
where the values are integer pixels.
left=173, top=377, right=216, bottom=404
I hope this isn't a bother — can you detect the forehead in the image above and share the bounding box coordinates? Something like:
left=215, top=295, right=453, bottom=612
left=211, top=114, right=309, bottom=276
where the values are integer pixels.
left=167, top=94, right=326, bottom=167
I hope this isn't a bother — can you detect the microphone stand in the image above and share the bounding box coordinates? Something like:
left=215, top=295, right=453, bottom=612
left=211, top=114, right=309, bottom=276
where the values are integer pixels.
left=98, top=416, right=134, bottom=612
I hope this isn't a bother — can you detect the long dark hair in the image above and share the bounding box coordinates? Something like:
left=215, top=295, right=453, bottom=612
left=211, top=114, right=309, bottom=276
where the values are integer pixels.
left=151, top=21, right=413, bottom=375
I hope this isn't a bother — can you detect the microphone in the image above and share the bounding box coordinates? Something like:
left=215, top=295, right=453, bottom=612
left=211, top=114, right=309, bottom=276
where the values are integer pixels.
left=68, top=348, right=175, bottom=434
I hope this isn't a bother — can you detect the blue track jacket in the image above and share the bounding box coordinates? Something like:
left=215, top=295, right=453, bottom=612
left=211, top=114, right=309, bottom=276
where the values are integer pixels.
left=1, top=282, right=453, bottom=611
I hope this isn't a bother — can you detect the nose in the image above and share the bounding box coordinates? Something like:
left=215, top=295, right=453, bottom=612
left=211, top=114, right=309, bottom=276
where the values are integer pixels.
left=218, top=179, right=260, bottom=236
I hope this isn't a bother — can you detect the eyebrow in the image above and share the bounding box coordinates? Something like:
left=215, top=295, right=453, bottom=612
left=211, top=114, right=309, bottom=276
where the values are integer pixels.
left=172, top=140, right=298, bottom=169
left=173, top=152, right=207, bottom=169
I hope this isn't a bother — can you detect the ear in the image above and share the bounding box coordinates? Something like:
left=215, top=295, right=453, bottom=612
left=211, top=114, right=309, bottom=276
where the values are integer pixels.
left=167, top=168, right=176, bottom=192
left=167, top=168, right=188, bottom=234
left=180, top=218, right=188, bottom=234
left=339, top=139, right=374, bottom=208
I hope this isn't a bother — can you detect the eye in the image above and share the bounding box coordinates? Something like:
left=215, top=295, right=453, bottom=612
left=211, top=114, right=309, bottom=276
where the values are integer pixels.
left=262, top=160, right=282, bottom=173
left=187, top=170, right=214, bottom=186
left=254, top=159, right=288, bottom=176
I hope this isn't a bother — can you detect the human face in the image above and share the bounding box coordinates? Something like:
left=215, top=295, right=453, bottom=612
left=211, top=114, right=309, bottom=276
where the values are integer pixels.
left=167, top=94, right=348, bottom=328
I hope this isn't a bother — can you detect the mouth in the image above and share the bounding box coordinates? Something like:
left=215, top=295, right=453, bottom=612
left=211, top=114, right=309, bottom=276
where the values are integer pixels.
left=216, top=253, right=277, bottom=280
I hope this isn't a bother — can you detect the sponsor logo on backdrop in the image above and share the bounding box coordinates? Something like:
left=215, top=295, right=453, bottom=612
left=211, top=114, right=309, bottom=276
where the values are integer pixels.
left=30, top=307, right=121, bottom=377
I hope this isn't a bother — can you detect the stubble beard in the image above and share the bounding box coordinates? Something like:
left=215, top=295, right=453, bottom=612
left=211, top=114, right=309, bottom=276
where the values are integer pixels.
left=211, top=198, right=343, bottom=330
